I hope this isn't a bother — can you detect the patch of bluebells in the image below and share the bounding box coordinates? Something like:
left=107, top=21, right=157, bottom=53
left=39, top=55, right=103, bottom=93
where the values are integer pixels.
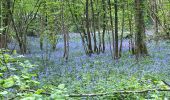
left=9, top=34, right=170, bottom=93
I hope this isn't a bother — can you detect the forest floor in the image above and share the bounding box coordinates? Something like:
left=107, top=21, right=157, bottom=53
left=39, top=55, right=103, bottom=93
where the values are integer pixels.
left=9, top=32, right=170, bottom=96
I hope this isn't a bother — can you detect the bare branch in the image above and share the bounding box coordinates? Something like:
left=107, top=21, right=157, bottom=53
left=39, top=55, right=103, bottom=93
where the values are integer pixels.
left=68, top=88, right=170, bottom=97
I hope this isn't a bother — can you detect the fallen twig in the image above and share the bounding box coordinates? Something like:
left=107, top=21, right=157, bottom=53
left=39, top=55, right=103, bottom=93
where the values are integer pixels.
left=21, top=87, right=170, bottom=97
left=10, top=81, right=170, bottom=98
left=68, top=88, right=170, bottom=97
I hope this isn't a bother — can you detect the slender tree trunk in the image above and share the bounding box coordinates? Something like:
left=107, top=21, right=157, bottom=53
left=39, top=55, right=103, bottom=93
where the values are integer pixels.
left=119, top=2, right=125, bottom=57
left=127, top=1, right=135, bottom=55
left=114, top=0, right=119, bottom=59
left=128, top=13, right=135, bottom=54
left=108, top=0, right=114, bottom=57
left=97, top=0, right=101, bottom=54
left=151, top=0, right=159, bottom=43
left=97, top=14, right=101, bottom=54
left=66, top=28, right=69, bottom=60
left=62, top=0, right=69, bottom=60
left=18, top=34, right=27, bottom=54
left=1, top=0, right=11, bottom=48
left=40, top=16, right=44, bottom=50
left=134, top=0, right=148, bottom=57
left=90, top=0, right=98, bottom=53
left=86, top=0, right=93, bottom=55
left=102, top=0, right=106, bottom=53
left=40, top=2, right=47, bottom=51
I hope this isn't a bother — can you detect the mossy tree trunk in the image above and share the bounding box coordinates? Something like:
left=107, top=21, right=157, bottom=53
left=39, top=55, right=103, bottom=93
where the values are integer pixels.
left=0, top=0, right=11, bottom=49
left=134, top=0, right=148, bottom=57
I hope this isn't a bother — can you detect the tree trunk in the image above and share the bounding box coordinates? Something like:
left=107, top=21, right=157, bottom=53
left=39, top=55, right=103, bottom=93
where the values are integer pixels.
left=153, top=0, right=158, bottom=41
left=0, top=35, right=6, bottom=48
left=40, top=16, right=44, bottom=50
left=0, top=0, right=2, bottom=31
left=0, top=0, right=4, bottom=48
left=127, top=1, right=135, bottom=55
left=134, top=0, right=148, bottom=57
left=90, top=0, right=98, bottom=53
left=86, top=0, right=93, bottom=55
left=114, top=0, right=119, bottom=59
left=18, top=36, right=27, bottom=54
left=102, top=0, right=106, bottom=53
left=108, top=0, right=114, bottom=57
left=97, top=0, right=101, bottom=54
left=119, top=2, right=125, bottom=57
left=1, top=0, right=11, bottom=48
left=62, top=0, right=69, bottom=60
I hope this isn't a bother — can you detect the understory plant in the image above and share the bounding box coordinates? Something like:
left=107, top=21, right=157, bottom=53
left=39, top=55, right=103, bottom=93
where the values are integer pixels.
left=0, top=49, right=68, bottom=100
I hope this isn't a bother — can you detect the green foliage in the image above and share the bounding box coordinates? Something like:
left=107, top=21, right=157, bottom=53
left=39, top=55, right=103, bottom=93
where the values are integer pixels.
left=68, top=73, right=170, bottom=99
left=0, top=49, right=68, bottom=100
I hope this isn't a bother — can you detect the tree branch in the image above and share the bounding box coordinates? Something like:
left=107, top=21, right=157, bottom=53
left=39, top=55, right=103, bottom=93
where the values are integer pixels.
left=68, top=88, right=170, bottom=97
left=21, top=88, right=170, bottom=97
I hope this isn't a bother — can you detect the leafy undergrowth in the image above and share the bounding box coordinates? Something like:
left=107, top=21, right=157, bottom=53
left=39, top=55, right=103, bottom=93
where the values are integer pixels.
left=0, top=50, right=68, bottom=100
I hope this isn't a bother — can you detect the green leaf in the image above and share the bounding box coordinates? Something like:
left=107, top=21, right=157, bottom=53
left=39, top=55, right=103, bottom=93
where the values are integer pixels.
left=20, top=84, right=30, bottom=90
left=21, top=74, right=30, bottom=80
left=0, top=91, right=8, bottom=95
left=58, top=84, right=65, bottom=90
left=12, top=75, right=21, bottom=86
left=0, top=79, right=4, bottom=84
left=12, top=50, right=17, bottom=55
left=35, top=89, right=45, bottom=94
left=31, top=80, right=40, bottom=85
left=0, top=73, right=3, bottom=77
left=3, top=78, right=15, bottom=88
left=0, top=66, right=7, bottom=72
